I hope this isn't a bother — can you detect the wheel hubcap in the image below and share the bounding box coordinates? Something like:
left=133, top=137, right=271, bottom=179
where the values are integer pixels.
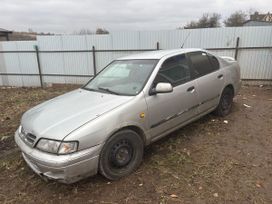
left=110, top=139, right=133, bottom=168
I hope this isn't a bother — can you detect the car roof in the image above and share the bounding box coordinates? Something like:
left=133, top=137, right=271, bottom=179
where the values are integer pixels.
left=117, top=48, right=204, bottom=60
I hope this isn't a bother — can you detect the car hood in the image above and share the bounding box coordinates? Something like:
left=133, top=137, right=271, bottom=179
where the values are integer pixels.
left=21, top=89, right=132, bottom=141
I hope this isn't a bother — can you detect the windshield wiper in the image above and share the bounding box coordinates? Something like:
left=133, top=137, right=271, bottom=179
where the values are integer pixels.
left=82, top=87, right=98, bottom=92
left=98, top=87, right=120, bottom=95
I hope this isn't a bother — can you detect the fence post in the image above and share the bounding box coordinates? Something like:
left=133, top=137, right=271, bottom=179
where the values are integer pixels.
left=34, top=45, right=43, bottom=88
left=156, top=42, right=160, bottom=50
left=234, top=37, right=240, bottom=60
left=92, top=46, right=97, bottom=76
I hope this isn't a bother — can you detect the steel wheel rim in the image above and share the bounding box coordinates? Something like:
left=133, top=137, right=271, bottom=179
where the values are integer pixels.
left=110, top=139, right=133, bottom=168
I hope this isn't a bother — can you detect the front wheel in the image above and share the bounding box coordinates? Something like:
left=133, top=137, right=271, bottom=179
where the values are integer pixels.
left=214, top=87, right=234, bottom=117
left=99, top=129, right=144, bottom=180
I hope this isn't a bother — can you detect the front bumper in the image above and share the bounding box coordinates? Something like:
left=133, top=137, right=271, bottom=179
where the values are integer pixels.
left=15, top=130, right=102, bottom=183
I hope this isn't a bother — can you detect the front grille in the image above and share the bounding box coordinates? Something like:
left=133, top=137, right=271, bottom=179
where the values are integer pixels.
left=25, top=133, right=36, bottom=145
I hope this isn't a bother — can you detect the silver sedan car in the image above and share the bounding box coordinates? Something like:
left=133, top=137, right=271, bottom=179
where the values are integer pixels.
left=15, top=49, right=241, bottom=183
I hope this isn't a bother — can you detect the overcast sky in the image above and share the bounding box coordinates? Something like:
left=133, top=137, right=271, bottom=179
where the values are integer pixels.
left=0, top=0, right=271, bottom=33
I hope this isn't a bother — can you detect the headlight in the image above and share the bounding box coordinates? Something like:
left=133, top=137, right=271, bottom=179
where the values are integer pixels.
left=36, top=139, right=78, bottom=154
left=36, top=139, right=61, bottom=154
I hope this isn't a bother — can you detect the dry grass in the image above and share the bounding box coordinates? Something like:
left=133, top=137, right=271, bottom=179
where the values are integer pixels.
left=0, top=85, right=271, bottom=204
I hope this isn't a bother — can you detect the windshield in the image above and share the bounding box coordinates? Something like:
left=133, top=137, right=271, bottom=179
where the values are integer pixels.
left=83, top=59, right=158, bottom=96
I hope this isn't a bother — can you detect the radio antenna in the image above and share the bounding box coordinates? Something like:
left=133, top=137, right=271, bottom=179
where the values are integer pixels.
left=181, top=32, right=191, bottom=48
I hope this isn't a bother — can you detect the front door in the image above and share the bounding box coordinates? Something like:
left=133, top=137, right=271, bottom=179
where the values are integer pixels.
left=145, top=54, right=199, bottom=140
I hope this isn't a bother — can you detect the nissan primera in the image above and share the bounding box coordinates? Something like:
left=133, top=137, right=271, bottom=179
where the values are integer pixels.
left=15, top=49, right=241, bottom=183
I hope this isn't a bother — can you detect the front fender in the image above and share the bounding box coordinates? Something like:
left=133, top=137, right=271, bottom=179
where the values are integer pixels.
left=64, top=92, right=150, bottom=150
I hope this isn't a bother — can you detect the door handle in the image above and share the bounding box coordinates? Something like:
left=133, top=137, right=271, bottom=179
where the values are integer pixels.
left=217, top=74, right=223, bottom=79
left=187, top=86, right=195, bottom=93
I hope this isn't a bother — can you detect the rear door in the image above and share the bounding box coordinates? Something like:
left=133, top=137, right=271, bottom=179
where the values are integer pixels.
left=187, top=51, right=224, bottom=113
left=145, top=54, right=199, bottom=139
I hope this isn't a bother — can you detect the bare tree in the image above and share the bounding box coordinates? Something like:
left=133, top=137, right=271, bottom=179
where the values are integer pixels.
left=184, top=13, right=221, bottom=29
left=208, top=13, right=221, bottom=27
left=73, top=28, right=109, bottom=35
left=73, top=28, right=94, bottom=35
left=183, top=21, right=199, bottom=29
left=96, top=28, right=109, bottom=34
left=28, top=28, right=34, bottom=33
left=224, top=11, right=248, bottom=27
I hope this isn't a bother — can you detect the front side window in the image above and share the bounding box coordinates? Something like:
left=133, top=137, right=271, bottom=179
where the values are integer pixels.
left=153, top=54, right=191, bottom=87
left=84, top=59, right=158, bottom=96
left=188, top=52, right=218, bottom=77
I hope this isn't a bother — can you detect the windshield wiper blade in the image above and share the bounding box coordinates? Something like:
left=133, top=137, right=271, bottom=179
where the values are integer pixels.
left=98, top=87, right=120, bottom=95
left=82, top=87, right=98, bottom=92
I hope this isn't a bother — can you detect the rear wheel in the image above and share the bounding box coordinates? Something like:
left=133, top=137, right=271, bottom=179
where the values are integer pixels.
left=214, top=87, right=234, bottom=117
left=99, top=129, right=144, bottom=180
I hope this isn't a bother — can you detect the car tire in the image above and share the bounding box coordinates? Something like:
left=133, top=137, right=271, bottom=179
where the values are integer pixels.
left=214, top=87, right=234, bottom=117
left=99, top=129, right=144, bottom=180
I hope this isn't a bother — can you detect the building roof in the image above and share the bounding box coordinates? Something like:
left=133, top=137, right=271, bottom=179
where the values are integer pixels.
left=250, top=12, right=272, bottom=22
left=243, top=20, right=272, bottom=26
left=117, top=48, right=203, bottom=60
left=0, top=28, right=12, bottom=33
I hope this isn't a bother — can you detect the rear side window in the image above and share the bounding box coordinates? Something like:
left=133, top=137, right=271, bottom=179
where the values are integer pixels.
left=188, top=52, right=218, bottom=77
left=208, top=54, right=220, bottom=70
left=153, top=54, right=191, bottom=87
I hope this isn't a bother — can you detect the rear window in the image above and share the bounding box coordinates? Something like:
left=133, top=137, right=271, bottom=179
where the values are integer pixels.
left=188, top=52, right=218, bottom=77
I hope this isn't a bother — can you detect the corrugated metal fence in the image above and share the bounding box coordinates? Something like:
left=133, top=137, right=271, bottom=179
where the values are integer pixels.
left=0, top=26, right=271, bottom=87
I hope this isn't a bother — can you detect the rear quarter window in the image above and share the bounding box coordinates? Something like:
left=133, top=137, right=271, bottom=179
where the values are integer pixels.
left=188, top=52, right=218, bottom=78
left=207, top=54, right=220, bottom=70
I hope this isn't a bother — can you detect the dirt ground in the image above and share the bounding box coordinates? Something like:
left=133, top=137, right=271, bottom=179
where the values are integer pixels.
left=0, top=85, right=271, bottom=204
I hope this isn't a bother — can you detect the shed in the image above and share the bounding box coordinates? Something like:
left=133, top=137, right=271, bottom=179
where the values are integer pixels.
left=0, top=28, right=13, bottom=41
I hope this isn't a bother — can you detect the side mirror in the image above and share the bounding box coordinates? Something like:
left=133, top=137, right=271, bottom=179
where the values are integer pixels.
left=150, top=82, right=173, bottom=95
